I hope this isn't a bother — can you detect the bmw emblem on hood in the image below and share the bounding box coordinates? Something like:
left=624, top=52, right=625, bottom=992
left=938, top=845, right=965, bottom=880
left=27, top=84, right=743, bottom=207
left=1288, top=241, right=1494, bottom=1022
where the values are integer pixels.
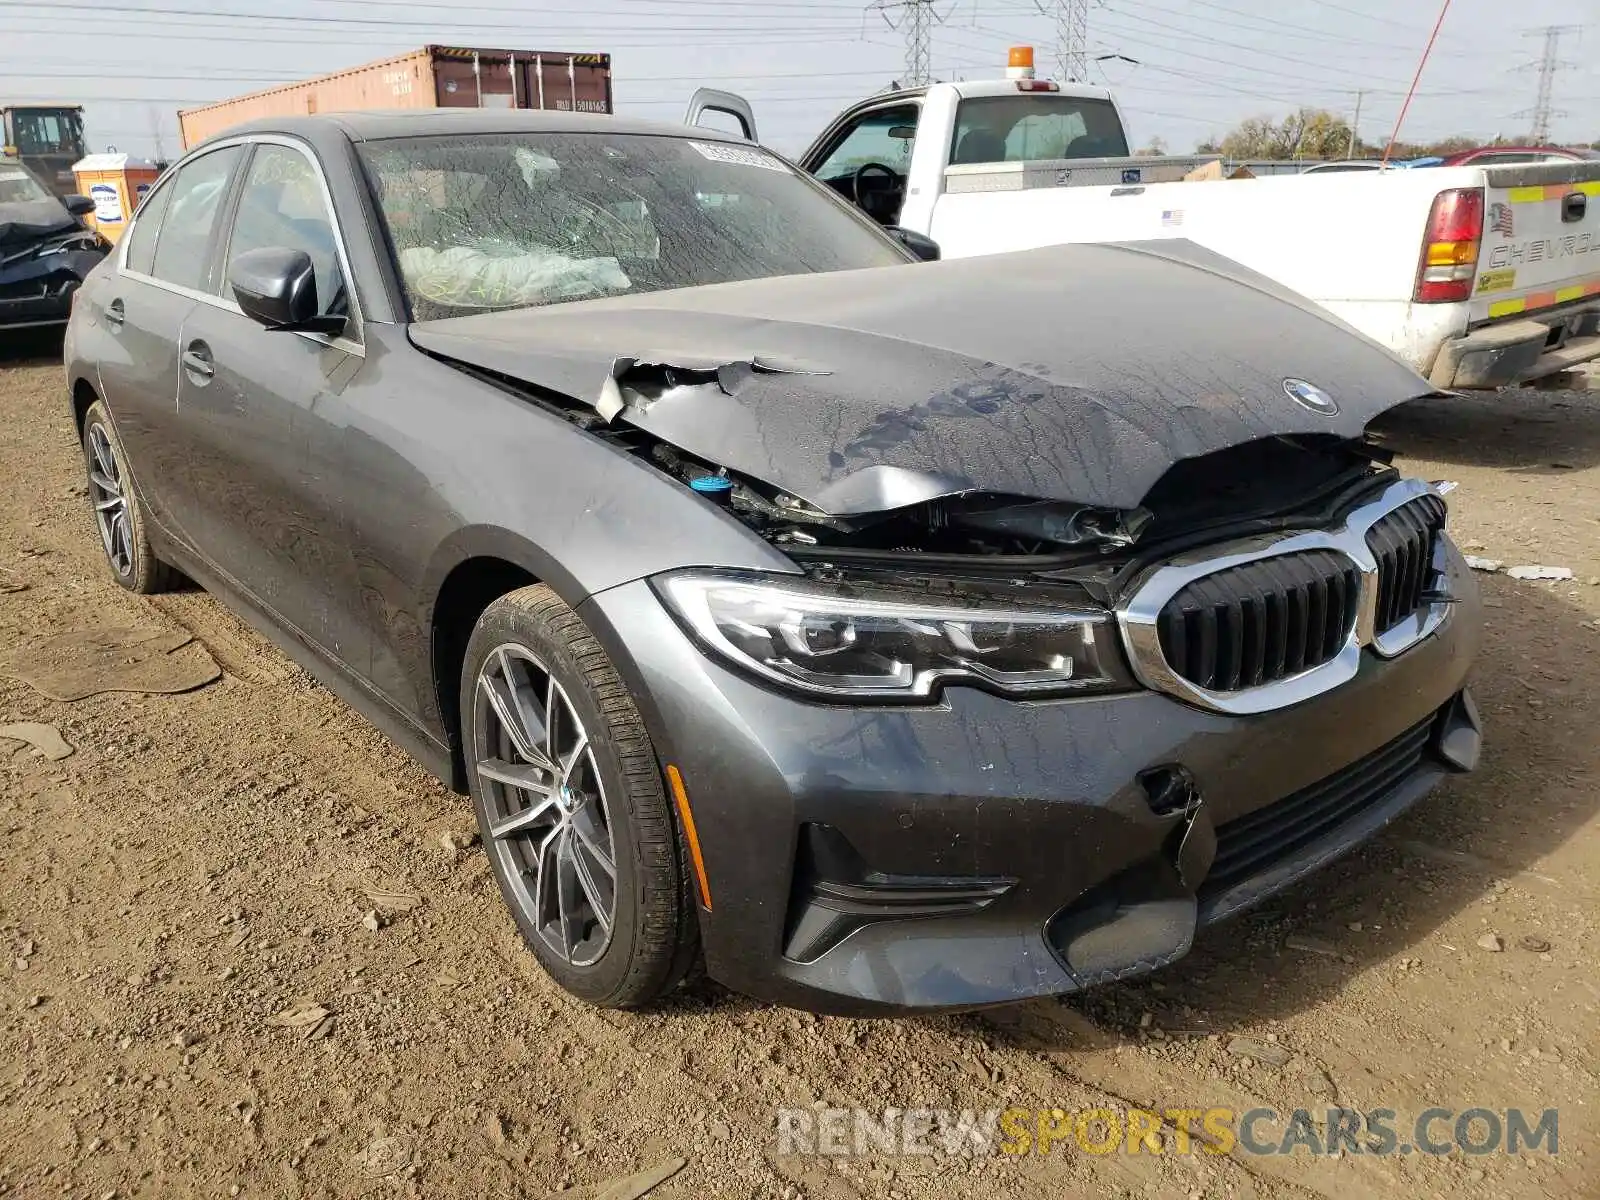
left=1283, top=378, right=1339, bottom=415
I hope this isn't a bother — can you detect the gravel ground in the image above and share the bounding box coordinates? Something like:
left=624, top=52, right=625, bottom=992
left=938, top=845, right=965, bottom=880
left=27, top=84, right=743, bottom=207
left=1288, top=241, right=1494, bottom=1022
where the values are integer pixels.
left=1, top=334, right=1596, bottom=1200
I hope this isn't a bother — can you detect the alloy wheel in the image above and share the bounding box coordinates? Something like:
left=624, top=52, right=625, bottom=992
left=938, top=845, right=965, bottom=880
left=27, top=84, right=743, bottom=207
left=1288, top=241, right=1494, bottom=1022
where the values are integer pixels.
left=472, top=644, right=618, bottom=967
left=86, top=424, right=133, bottom=578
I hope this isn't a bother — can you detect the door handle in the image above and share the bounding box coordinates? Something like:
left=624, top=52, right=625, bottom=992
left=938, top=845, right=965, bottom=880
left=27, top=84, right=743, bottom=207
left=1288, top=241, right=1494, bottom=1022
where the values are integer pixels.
left=105, top=298, right=125, bottom=328
left=1563, top=192, right=1588, bottom=223
left=181, top=341, right=215, bottom=383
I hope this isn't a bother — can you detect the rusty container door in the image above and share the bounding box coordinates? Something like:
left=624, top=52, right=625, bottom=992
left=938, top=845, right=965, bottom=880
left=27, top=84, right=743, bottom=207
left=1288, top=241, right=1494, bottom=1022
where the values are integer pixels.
left=431, top=52, right=520, bottom=108
left=521, top=54, right=613, bottom=114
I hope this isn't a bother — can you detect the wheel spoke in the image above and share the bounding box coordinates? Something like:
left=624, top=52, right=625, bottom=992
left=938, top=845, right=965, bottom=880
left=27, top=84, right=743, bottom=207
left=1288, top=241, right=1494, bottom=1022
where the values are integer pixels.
left=559, top=731, right=590, bottom=783
left=479, top=672, right=553, bottom=771
left=553, top=830, right=593, bottom=958
left=496, top=648, right=550, bottom=754
left=534, top=825, right=569, bottom=961
left=477, top=756, right=556, bottom=796
left=570, top=839, right=613, bottom=936
left=95, top=497, right=123, bottom=513
left=544, top=674, right=562, bottom=764
left=486, top=791, right=560, bottom=840
left=111, top=515, right=132, bottom=570
left=569, top=800, right=615, bottom=880
left=90, top=432, right=116, bottom=480
left=90, top=470, right=120, bottom=497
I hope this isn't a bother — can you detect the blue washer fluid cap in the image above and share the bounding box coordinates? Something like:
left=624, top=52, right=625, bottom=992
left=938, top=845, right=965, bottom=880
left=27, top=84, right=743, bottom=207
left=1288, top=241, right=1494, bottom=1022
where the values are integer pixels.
left=690, top=475, right=734, bottom=496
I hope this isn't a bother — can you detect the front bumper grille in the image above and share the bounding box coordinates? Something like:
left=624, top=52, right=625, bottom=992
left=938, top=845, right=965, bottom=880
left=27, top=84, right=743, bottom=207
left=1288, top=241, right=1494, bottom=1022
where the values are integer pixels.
left=1202, top=713, right=1434, bottom=896
left=1367, top=493, right=1447, bottom=635
left=1119, top=478, right=1456, bottom=715
left=1157, top=550, right=1363, bottom=691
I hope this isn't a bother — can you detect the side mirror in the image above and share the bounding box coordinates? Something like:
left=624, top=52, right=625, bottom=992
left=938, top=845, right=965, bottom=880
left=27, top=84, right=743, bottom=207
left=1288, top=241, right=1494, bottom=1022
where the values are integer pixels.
left=887, top=226, right=940, bottom=262
left=228, top=246, right=344, bottom=334
left=62, top=194, right=96, bottom=216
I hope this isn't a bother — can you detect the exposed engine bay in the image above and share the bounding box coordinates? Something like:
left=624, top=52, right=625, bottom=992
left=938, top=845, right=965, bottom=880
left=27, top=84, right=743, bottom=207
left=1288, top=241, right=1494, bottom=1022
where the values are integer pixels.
left=637, top=425, right=1396, bottom=567
left=455, top=351, right=1401, bottom=573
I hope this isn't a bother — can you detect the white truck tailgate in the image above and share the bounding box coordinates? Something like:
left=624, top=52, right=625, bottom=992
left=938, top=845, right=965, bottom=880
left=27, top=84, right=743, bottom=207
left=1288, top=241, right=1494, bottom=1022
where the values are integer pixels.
left=1473, top=165, right=1600, bottom=322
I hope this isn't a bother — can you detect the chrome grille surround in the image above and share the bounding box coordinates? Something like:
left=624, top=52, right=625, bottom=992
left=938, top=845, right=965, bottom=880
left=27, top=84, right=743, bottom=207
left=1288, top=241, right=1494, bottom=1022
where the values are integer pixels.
left=1118, top=478, right=1453, bottom=715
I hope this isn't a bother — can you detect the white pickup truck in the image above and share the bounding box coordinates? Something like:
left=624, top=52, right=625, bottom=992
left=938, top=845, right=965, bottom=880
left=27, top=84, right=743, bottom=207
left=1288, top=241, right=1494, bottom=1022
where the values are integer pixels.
left=690, top=58, right=1600, bottom=390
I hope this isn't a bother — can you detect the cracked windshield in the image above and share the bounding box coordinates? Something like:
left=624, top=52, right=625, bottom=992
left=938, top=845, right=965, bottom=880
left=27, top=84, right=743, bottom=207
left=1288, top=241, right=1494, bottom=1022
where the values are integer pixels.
left=361, top=133, right=906, bottom=317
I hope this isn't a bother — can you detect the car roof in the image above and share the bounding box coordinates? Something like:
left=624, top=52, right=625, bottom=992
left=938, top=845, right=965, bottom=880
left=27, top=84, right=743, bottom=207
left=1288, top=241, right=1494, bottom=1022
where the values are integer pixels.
left=198, top=109, right=745, bottom=147
left=1442, top=145, right=1580, bottom=162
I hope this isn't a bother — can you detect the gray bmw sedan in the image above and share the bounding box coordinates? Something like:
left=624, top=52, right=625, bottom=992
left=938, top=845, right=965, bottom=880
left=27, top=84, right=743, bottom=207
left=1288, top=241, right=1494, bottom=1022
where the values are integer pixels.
left=64, top=110, right=1481, bottom=1016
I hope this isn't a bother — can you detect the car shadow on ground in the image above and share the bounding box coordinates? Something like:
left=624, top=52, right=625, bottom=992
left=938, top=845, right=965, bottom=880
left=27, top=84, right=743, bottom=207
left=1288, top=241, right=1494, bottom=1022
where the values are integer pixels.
left=0, top=329, right=64, bottom=366
left=973, top=575, right=1597, bottom=1050
left=1371, top=387, right=1600, bottom=474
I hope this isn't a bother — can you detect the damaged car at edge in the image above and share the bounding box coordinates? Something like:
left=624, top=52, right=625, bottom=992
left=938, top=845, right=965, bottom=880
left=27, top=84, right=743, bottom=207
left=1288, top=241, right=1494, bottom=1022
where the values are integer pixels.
left=63, top=111, right=1481, bottom=1016
left=1, top=154, right=107, bottom=334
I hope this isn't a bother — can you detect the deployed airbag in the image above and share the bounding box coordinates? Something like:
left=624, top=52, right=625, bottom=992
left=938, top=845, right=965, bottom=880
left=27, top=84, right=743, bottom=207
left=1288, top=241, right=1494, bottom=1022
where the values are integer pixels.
left=399, top=241, right=630, bottom=310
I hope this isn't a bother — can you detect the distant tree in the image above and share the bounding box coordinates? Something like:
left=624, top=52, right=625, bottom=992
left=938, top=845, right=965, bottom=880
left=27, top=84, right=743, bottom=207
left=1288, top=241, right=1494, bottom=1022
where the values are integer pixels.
left=1215, top=109, right=1355, bottom=160
left=1134, top=135, right=1168, bottom=157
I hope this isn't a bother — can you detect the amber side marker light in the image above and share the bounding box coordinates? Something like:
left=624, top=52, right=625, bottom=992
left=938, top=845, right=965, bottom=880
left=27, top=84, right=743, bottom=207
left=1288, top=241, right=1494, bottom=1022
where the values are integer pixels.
left=666, top=764, right=713, bottom=911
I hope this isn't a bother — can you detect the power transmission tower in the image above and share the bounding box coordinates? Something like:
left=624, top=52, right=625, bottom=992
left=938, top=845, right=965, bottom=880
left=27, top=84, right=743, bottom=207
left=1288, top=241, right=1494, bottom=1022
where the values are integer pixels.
left=868, top=0, right=944, bottom=88
left=1513, top=24, right=1581, bottom=145
left=1036, top=0, right=1091, bottom=81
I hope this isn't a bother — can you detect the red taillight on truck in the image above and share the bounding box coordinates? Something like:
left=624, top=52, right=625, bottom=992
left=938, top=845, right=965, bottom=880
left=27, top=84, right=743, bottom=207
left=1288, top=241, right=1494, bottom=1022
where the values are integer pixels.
left=1414, top=188, right=1484, bottom=303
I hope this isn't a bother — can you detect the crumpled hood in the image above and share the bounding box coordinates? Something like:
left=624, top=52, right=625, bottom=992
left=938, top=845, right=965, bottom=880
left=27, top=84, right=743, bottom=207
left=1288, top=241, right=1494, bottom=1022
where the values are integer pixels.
left=410, top=240, right=1437, bottom=514
left=0, top=199, right=79, bottom=248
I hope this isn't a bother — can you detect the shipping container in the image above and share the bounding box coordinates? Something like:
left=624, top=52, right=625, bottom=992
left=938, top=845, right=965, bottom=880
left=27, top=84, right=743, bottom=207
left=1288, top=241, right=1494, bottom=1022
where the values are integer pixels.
left=178, top=46, right=612, bottom=149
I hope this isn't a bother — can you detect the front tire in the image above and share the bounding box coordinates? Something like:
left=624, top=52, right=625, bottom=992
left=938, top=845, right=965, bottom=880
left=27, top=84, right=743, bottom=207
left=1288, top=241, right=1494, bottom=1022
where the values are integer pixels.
left=81, top=400, right=179, bottom=594
left=460, top=584, right=698, bottom=1007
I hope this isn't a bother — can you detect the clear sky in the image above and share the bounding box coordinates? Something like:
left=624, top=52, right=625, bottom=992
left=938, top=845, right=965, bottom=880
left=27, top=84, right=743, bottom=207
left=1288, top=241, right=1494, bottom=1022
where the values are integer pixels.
left=2, top=0, right=1594, bottom=160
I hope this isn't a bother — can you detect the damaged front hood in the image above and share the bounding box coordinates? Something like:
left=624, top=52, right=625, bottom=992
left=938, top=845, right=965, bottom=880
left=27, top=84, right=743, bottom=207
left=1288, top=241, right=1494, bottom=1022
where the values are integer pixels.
left=0, top=200, right=79, bottom=248
left=410, top=240, right=1435, bottom=514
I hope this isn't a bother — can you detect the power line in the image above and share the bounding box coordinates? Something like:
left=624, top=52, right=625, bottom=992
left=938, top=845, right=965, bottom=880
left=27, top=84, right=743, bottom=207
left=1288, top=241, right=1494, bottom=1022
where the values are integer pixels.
left=1513, top=24, right=1581, bottom=145
left=1102, top=0, right=1502, bottom=61
left=0, top=0, right=872, bottom=33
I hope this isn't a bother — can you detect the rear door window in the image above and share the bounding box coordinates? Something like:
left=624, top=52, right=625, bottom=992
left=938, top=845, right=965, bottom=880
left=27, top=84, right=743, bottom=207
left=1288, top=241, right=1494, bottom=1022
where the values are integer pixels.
left=123, top=177, right=174, bottom=276
left=149, top=145, right=244, bottom=292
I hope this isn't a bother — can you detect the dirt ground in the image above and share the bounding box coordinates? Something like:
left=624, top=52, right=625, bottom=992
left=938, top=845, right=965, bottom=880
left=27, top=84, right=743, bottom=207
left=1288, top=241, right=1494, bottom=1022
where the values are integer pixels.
left=0, top=333, right=1596, bottom=1200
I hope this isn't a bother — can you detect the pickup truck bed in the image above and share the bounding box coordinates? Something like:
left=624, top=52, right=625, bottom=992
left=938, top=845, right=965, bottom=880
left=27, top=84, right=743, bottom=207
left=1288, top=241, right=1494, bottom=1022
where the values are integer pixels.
left=920, top=158, right=1600, bottom=389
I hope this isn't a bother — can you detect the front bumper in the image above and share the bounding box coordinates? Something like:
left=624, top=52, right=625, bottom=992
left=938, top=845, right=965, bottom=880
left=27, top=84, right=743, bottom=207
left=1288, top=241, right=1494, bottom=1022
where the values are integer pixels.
left=0, top=244, right=103, bottom=332
left=581, top=546, right=1481, bottom=1016
left=0, top=278, right=75, bottom=330
left=1429, top=301, right=1600, bottom=389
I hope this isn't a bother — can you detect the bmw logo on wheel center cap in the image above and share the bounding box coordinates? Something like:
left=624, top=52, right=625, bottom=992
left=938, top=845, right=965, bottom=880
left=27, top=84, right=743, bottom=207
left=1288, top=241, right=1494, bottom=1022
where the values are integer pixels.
left=1283, top=378, right=1339, bottom=415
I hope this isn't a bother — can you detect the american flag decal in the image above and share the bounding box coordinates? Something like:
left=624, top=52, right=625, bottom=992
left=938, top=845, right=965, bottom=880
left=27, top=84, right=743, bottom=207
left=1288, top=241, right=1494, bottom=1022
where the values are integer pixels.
left=1489, top=203, right=1515, bottom=237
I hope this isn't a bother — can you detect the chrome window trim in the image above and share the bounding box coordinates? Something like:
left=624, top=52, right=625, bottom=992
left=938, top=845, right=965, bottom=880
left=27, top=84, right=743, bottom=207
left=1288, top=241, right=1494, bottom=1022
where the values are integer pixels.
left=115, top=133, right=365, bottom=358
left=1116, top=478, right=1453, bottom=716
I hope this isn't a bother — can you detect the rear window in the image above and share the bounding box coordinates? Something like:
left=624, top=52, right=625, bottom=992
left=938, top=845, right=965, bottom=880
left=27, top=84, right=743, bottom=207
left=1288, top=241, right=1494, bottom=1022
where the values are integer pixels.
left=950, top=96, right=1128, bottom=166
left=359, top=132, right=908, bottom=319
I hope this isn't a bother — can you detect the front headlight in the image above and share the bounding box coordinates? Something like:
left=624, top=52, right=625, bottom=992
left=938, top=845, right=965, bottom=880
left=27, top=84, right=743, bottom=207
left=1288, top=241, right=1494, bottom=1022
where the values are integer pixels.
left=653, top=572, right=1134, bottom=701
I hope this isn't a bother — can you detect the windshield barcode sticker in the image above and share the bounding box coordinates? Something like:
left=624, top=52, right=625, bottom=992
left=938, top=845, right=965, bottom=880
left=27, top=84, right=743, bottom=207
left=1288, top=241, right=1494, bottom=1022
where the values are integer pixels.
left=688, top=141, right=788, bottom=172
